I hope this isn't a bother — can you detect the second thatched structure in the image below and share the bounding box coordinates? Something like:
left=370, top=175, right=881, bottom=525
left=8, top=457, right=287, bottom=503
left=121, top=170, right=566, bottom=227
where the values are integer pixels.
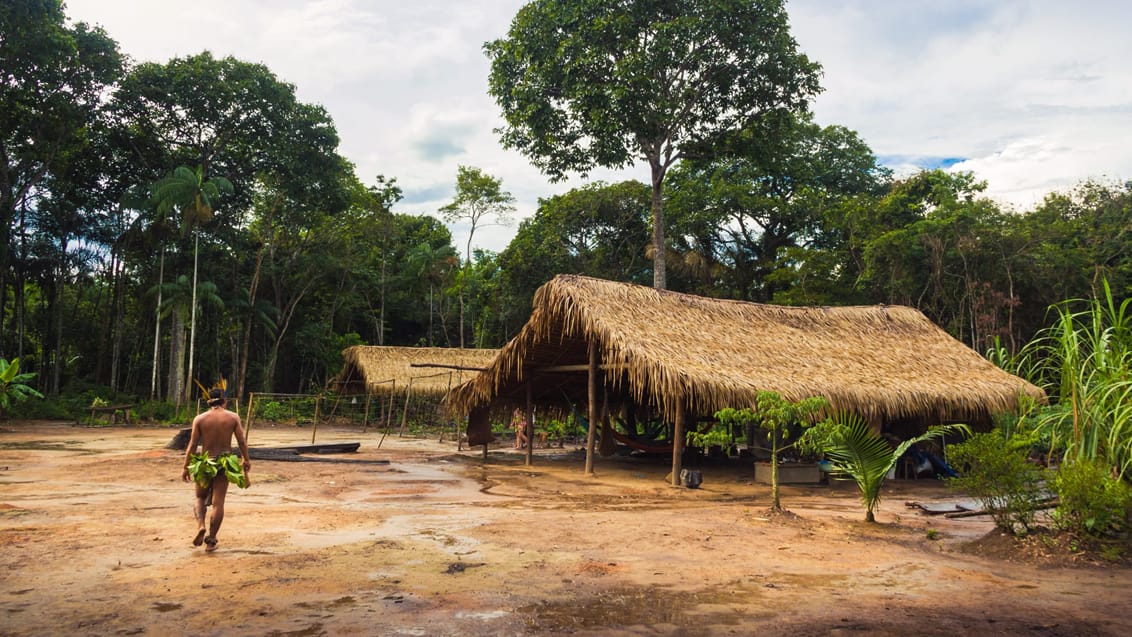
left=447, top=274, right=1045, bottom=480
left=331, top=345, right=500, bottom=434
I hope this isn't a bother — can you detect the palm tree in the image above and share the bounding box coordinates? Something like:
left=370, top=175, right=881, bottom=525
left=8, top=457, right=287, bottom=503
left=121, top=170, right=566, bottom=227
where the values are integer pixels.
left=152, top=165, right=233, bottom=404
left=812, top=413, right=970, bottom=522
left=406, top=242, right=459, bottom=346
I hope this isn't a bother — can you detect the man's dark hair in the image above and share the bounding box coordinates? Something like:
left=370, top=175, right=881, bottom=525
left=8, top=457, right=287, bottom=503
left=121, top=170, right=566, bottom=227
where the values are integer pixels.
left=207, top=388, right=227, bottom=407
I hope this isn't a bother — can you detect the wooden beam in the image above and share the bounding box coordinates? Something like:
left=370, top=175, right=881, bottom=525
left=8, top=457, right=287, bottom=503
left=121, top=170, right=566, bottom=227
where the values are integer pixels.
left=529, top=363, right=628, bottom=373
left=408, top=363, right=487, bottom=371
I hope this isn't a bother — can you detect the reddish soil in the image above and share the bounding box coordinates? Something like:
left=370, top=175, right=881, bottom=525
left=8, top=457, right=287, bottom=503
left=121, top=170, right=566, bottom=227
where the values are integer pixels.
left=2, top=421, right=1130, bottom=636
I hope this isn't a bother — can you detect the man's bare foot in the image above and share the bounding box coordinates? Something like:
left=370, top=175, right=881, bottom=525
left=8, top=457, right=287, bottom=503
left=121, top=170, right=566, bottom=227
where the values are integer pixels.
left=193, top=529, right=206, bottom=547
left=204, top=536, right=218, bottom=552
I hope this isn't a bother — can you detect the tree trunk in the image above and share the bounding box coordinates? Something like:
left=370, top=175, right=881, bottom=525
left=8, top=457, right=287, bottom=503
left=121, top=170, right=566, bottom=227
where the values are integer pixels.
left=184, top=232, right=199, bottom=404
left=237, top=246, right=264, bottom=401
left=110, top=256, right=124, bottom=392
left=151, top=247, right=165, bottom=401
left=167, top=311, right=185, bottom=403
left=650, top=161, right=667, bottom=291
left=51, top=271, right=63, bottom=396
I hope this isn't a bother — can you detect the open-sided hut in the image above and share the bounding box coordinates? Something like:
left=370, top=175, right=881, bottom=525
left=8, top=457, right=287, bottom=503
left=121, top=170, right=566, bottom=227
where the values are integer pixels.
left=332, top=346, right=500, bottom=432
left=447, top=274, right=1045, bottom=480
left=333, top=346, right=499, bottom=396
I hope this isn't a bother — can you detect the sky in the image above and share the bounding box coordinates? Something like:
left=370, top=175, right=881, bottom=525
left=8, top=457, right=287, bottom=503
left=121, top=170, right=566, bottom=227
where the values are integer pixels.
left=65, top=0, right=1132, bottom=254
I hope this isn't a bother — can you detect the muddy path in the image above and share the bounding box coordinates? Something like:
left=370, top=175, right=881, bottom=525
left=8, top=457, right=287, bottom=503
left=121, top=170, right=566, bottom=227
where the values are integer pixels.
left=1, top=422, right=1129, bottom=636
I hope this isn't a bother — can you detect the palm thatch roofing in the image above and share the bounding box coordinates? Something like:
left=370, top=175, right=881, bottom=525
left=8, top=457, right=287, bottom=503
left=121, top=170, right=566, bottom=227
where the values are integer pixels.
left=332, top=346, right=500, bottom=396
left=447, top=275, right=1045, bottom=425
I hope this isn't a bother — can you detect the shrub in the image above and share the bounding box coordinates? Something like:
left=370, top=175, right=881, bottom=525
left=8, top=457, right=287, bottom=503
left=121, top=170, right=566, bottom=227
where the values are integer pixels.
left=1052, top=461, right=1132, bottom=541
left=257, top=400, right=290, bottom=422
left=948, top=430, right=1047, bottom=535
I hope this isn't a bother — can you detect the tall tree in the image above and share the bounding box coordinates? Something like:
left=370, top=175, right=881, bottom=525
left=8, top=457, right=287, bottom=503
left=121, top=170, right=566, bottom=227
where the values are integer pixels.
left=665, top=112, right=890, bottom=301
left=497, top=180, right=652, bottom=329
left=439, top=166, right=515, bottom=348
left=0, top=0, right=122, bottom=353
left=152, top=165, right=233, bottom=403
left=486, top=0, right=821, bottom=290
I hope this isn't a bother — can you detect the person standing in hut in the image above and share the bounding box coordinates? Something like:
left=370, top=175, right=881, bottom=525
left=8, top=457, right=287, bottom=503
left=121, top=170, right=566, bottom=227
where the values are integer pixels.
left=182, top=379, right=251, bottom=552
left=511, top=407, right=529, bottom=449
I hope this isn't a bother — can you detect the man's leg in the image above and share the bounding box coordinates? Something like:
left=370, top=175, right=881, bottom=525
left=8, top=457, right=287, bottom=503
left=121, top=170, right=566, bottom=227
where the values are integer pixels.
left=205, top=475, right=230, bottom=551
left=192, top=483, right=210, bottom=546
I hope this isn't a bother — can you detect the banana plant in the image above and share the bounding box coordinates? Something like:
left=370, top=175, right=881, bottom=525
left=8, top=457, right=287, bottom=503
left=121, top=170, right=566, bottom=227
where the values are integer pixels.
left=808, top=412, right=970, bottom=522
left=0, top=358, right=44, bottom=417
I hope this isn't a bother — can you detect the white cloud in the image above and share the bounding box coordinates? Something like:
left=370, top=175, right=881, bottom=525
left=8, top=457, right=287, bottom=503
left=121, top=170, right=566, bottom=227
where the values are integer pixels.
left=66, top=0, right=1132, bottom=252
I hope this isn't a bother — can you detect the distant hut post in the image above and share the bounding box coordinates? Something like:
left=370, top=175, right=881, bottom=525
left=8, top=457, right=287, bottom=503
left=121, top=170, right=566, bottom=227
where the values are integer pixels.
left=361, top=390, right=371, bottom=433
left=525, top=381, right=534, bottom=466
left=585, top=339, right=600, bottom=476
left=671, top=401, right=687, bottom=486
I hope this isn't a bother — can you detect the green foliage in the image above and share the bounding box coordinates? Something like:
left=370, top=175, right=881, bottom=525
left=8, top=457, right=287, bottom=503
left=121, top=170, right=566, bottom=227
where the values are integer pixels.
left=805, top=411, right=969, bottom=522
left=0, top=358, right=44, bottom=415
left=486, top=0, right=821, bottom=288
left=716, top=392, right=829, bottom=511
left=1020, top=279, right=1132, bottom=479
left=256, top=400, right=291, bottom=423
left=1052, top=461, right=1132, bottom=541
left=439, top=165, right=515, bottom=348
left=153, top=165, right=234, bottom=235
left=686, top=425, right=734, bottom=452
left=948, top=430, right=1047, bottom=535
left=666, top=111, right=889, bottom=302
left=541, top=416, right=586, bottom=446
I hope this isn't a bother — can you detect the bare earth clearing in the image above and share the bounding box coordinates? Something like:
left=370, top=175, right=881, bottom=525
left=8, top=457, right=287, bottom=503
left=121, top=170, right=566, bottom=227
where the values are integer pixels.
left=2, top=421, right=1130, bottom=637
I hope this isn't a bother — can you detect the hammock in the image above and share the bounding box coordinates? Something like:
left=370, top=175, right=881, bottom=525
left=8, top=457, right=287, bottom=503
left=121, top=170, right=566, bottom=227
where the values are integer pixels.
left=607, top=427, right=674, bottom=454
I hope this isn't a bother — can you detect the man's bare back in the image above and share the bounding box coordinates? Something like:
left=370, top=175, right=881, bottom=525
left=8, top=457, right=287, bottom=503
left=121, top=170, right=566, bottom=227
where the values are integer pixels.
left=189, top=407, right=247, bottom=457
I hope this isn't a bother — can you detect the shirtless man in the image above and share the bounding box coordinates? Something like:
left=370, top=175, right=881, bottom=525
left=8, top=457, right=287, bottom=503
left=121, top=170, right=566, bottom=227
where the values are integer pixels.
left=181, top=387, right=250, bottom=552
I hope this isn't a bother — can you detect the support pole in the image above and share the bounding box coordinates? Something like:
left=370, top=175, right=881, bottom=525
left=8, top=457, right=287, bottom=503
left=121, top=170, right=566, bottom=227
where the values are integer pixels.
left=584, top=340, right=599, bottom=477
left=244, top=393, right=256, bottom=444
left=525, top=381, right=534, bottom=467
left=398, top=377, right=414, bottom=437
left=311, top=395, right=321, bottom=444
left=671, top=401, right=686, bottom=486
left=362, top=392, right=371, bottom=433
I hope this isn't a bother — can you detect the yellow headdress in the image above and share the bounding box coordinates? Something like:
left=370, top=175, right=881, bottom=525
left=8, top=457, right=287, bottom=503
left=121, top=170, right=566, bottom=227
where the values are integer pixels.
left=194, top=377, right=228, bottom=402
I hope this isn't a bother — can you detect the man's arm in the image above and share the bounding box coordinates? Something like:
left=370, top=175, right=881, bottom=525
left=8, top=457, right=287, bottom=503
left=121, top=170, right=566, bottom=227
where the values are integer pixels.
left=182, top=418, right=201, bottom=482
left=233, top=415, right=251, bottom=473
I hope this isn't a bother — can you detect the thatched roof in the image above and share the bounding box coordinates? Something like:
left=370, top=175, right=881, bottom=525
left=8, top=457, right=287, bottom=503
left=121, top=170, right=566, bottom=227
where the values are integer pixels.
left=448, top=275, right=1045, bottom=424
left=332, top=346, right=500, bottom=396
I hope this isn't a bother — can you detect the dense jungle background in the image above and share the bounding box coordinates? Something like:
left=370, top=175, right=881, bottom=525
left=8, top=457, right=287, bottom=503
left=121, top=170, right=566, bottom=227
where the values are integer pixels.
left=2, top=1, right=1129, bottom=420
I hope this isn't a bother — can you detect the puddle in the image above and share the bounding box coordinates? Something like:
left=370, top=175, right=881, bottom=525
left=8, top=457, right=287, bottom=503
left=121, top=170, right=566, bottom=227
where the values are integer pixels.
left=264, top=623, right=326, bottom=637
left=518, top=586, right=764, bottom=631
left=0, top=440, right=99, bottom=454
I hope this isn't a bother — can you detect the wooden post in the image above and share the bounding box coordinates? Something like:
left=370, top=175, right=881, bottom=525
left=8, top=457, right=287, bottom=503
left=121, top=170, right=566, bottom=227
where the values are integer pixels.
left=398, top=377, right=414, bottom=437
left=362, top=391, right=371, bottom=433
left=584, top=340, right=599, bottom=477
left=671, top=401, right=686, bottom=486
left=525, top=381, right=534, bottom=467
left=440, top=372, right=454, bottom=444
left=244, top=393, right=256, bottom=444
left=385, top=380, right=396, bottom=430
left=311, top=395, right=321, bottom=444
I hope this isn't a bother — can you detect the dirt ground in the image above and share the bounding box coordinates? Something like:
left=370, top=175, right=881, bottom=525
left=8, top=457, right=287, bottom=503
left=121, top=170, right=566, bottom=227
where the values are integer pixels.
left=2, top=421, right=1130, bottom=637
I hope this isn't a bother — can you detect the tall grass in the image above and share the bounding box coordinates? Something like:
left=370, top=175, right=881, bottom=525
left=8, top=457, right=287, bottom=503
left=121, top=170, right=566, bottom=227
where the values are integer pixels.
left=1013, top=280, right=1132, bottom=479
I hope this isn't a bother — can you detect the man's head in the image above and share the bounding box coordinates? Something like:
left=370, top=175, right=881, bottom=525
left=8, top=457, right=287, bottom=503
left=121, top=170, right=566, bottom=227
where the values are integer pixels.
left=207, top=387, right=226, bottom=407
